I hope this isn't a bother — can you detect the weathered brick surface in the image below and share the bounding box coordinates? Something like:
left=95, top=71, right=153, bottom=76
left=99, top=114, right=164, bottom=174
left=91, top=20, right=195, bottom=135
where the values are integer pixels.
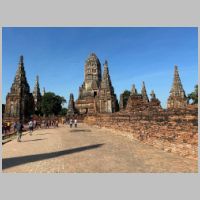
left=84, top=106, right=198, bottom=159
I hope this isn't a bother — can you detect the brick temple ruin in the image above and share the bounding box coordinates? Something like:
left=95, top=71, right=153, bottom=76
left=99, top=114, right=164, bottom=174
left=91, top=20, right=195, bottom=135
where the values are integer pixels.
left=74, top=53, right=118, bottom=114
left=3, top=53, right=198, bottom=159
left=4, top=56, right=42, bottom=122
left=83, top=58, right=198, bottom=159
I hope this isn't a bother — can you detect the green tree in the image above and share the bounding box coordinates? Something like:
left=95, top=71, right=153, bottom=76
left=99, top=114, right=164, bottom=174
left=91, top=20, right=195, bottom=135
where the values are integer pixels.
left=122, top=90, right=131, bottom=108
left=59, top=108, right=68, bottom=116
left=187, top=84, right=198, bottom=104
left=41, top=92, right=66, bottom=116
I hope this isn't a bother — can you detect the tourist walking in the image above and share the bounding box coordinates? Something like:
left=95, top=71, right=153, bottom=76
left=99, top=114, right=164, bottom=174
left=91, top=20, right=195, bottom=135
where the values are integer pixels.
left=28, top=120, right=33, bottom=135
left=69, top=119, right=73, bottom=128
left=33, top=120, right=37, bottom=129
left=74, top=119, right=77, bottom=128
left=13, top=121, right=17, bottom=132
left=16, top=121, right=23, bottom=142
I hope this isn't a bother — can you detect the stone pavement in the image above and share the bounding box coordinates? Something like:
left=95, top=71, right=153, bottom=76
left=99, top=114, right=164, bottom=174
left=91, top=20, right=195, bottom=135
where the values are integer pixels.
left=2, top=123, right=198, bottom=173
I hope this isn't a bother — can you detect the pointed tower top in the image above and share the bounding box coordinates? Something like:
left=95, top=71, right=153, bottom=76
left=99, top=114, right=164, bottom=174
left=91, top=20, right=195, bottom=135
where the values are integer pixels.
left=10, top=55, right=30, bottom=94
left=19, top=55, right=24, bottom=64
left=169, top=65, right=186, bottom=98
left=69, top=93, right=74, bottom=101
left=104, top=60, right=108, bottom=66
left=101, top=60, right=114, bottom=93
left=150, top=90, right=156, bottom=99
left=33, top=75, right=41, bottom=98
left=102, top=60, right=110, bottom=79
left=141, top=81, right=149, bottom=102
left=131, top=84, right=137, bottom=95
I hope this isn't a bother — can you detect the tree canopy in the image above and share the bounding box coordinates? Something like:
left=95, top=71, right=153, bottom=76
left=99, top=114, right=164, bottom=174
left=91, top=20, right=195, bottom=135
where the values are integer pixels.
left=122, top=90, right=131, bottom=108
left=59, top=108, right=68, bottom=116
left=187, top=84, right=198, bottom=104
left=41, top=92, right=66, bottom=116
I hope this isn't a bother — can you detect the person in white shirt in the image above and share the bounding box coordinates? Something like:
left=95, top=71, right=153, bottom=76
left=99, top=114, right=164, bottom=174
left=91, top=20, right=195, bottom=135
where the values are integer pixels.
left=74, top=119, right=77, bottom=128
left=28, top=120, right=33, bottom=135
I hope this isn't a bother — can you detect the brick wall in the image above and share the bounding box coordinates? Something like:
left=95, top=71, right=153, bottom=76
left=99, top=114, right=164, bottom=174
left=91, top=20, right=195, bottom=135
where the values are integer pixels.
left=84, top=106, right=198, bottom=159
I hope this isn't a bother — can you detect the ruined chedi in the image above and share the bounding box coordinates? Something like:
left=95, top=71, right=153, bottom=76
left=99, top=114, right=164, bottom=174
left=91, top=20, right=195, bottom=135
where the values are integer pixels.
left=32, top=75, right=42, bottom=113
left=97, top=60, right=118, bottom=113
left=4, top=55, right=34, bottom=122
left=149, top=90, right=161, bottom=110
left=126, top=82, right=151, bottom=111
left=67, top=93, right=76, bottom=116
left=167, top=65, right=188, bottom=109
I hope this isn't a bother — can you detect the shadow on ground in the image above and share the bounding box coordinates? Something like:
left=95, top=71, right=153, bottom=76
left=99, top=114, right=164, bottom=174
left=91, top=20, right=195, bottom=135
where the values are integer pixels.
left=2, top=143, right=104, bottom=170
left=22, top=138, right=47, bottom=142
left=69, top=129, right=91, bottom=133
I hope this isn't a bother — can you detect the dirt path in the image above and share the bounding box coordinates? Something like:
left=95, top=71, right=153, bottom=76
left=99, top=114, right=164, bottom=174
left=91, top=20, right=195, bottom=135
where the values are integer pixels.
left=2, top=123, right=198, bottom=173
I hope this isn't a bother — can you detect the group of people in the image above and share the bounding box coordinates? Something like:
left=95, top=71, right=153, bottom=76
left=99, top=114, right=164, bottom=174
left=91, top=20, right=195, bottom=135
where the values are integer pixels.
left=69, top=118, right=78, bottom=128
left=41, top=120, right=59, bottom=129
left=3, top=118, right=79, bottom=142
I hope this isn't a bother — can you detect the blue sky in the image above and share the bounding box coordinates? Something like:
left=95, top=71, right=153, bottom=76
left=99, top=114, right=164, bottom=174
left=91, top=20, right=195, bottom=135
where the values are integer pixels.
left=2, top=27, right=198, bottom=108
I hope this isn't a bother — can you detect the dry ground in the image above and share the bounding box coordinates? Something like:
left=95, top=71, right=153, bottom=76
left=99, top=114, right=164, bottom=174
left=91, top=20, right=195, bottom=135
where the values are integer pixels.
left=2, top=123, right=198, bottom=173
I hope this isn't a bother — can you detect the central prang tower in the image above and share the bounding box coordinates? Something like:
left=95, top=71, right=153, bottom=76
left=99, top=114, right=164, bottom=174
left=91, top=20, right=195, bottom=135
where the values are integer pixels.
left=75, top=53, right=118, bottom=114
left=75, top=53, right=102, bottom=114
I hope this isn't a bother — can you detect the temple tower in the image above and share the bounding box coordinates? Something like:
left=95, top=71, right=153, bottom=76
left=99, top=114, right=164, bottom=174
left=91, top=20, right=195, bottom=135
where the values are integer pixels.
left=131, top=84, right=138, bottom=95
left=75, top=53, right=102, bottom=114
left=67, top=93, right=76, bottom=116
left=4, top=55, right=34, bottom=122
left=33, top=75, right=42, bottom=113
left=141, top=81, right=149, bottom=102
left=98, top=60, right=118, bottom=113
left=167, top=65, right=187, bottom=109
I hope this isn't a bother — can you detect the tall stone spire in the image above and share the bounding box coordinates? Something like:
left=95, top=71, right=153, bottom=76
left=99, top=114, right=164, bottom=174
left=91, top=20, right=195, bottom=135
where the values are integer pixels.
left=167, top=65, right=187, bottom=109
left=131, top=84, right=137, bottom=95
left=11, top=55, right=30, bottom=94
left=33, top=75, right=42, bottom=112
left=169, top=65, right=186, bottom=98
left=67, top=93, right=75, bottom=116
left=101, top=60, right=112, bottom=89
left=141, top=81, right=149, bottom=102
left=5, top=55, right=34, bottom=121
left=99, top=60, right=118, bottom=113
